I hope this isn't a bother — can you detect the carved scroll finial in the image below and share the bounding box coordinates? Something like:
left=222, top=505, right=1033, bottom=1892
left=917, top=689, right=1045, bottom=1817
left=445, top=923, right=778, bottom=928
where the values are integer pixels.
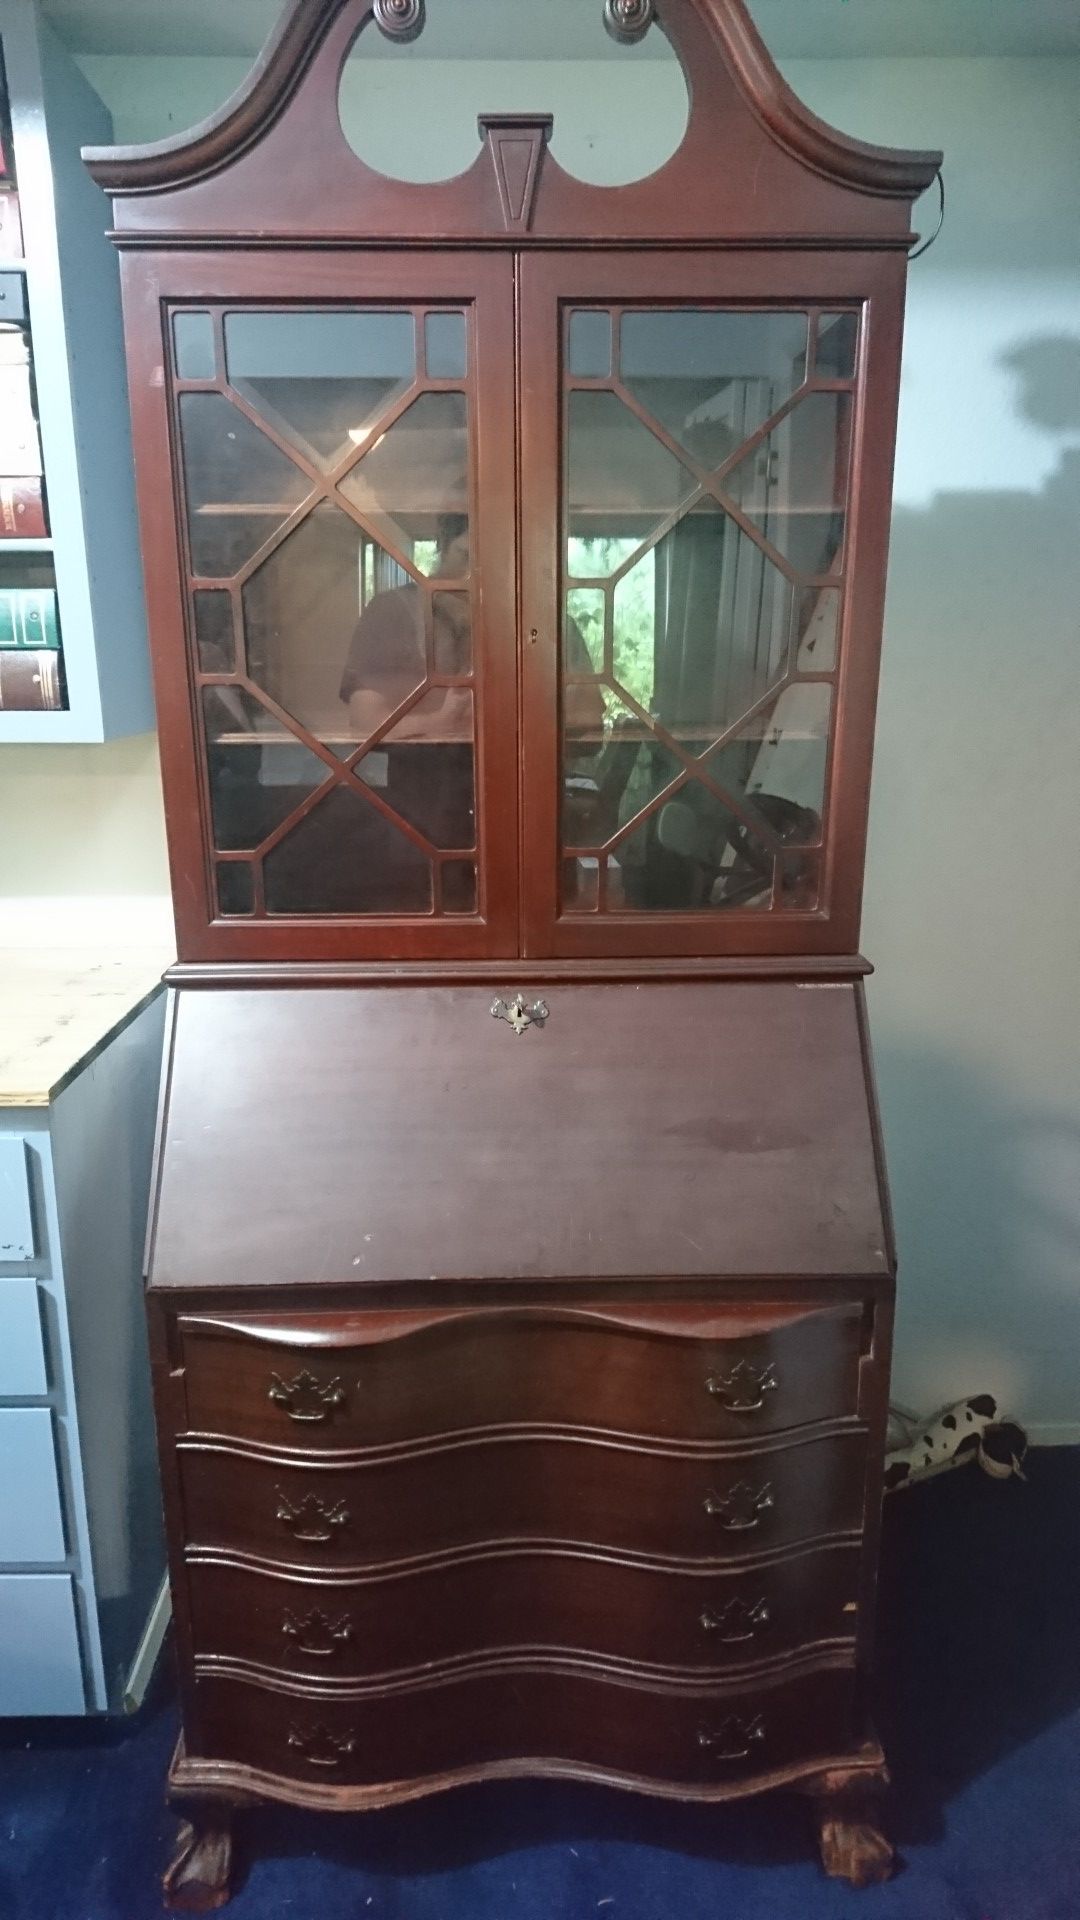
left=374, top=0, right=426, bottom=43
left=604, top=0, right=656, bottom=46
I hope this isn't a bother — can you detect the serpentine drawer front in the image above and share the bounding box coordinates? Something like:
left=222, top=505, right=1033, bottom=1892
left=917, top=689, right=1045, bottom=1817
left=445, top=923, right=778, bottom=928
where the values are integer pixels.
left=178, top=1426, right=868, bottom=1568
left=185, top=1541, right=861, bottom=1680
left=190, top=1656, right=858, bottom=1795
left=176, top=1301, right=864, bottom=1449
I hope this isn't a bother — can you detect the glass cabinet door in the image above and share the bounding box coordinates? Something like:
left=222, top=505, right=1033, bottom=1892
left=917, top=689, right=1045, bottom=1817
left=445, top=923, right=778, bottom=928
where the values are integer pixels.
left=519, top=255, right=889, bottom=959
left=160, top=256, right=517, bottom=959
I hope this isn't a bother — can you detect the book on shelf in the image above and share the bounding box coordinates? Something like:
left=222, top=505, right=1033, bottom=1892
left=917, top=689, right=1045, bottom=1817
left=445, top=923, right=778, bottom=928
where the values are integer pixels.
left=0, top=191, right=22, bottom=259
left=0, top=586, right=59, bottom=650
left=0, top=477, right=47, bottom=538
left=0, top=649, right=65, bottom=711
left=0, top=325, right=41, bottom=475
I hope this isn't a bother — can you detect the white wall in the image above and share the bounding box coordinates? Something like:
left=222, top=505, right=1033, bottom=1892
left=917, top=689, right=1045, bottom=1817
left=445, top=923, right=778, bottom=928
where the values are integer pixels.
left=8, top=45, right=1077, bottom=1432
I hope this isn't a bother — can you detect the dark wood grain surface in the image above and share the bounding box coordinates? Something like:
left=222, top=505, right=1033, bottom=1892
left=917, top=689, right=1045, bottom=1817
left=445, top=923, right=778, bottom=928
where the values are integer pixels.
left=188, top=1653, right=857, bottom=1793
left=177, top=1424, right=868, bottom=1567
left=184, top=1539, right=861, bottom=1679
left=149, top=982, right=891, bottom=1286
left=176, top=1300, right=863, bottom=1445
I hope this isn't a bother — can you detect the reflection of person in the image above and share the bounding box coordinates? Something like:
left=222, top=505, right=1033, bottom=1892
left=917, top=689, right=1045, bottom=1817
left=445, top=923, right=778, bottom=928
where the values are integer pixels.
left=339, top=514, right=603, bottom=744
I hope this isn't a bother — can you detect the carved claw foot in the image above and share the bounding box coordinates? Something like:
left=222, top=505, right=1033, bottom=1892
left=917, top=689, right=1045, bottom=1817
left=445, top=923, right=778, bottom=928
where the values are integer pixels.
left=163, top=1808, right=235, bottom=1912
left=800, top=1763, right=894, bottom=1889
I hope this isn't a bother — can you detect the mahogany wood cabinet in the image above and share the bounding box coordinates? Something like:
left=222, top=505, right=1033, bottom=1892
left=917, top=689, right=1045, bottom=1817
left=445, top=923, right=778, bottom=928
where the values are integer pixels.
left=85, top=0, right=941, bottom=1904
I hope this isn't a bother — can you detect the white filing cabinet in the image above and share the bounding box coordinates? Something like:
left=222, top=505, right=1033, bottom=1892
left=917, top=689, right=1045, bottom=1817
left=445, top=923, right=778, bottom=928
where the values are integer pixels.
left=0, top=984, right=166, bottom=1714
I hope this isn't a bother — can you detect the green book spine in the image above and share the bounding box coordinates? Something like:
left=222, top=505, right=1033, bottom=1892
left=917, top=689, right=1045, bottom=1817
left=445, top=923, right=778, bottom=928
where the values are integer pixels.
left=0, top=587, right=60, bottom=649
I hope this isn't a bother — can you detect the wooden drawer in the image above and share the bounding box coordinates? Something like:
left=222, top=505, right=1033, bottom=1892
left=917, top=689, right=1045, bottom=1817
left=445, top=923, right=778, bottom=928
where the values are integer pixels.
left=186, top=1541, right=860, bottom=1680
left=179, top=1427, right=866, bottom=1568
left=176, top=1300, right=864, bottom=1449
left=190, top=1655, right=857, bottom=1794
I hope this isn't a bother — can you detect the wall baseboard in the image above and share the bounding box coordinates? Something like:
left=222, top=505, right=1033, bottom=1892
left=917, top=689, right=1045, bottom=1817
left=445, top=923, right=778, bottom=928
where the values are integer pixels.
left=122, top=1575, right=171, bottom=1715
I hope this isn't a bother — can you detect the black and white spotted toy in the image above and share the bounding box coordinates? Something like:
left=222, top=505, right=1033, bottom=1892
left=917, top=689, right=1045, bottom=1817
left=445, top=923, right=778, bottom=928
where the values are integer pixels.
left=884, top=1393, right=1028, bottom=1493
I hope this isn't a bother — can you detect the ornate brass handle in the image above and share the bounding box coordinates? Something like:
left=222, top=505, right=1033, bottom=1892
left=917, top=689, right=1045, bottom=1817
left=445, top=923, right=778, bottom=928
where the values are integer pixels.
left=698, top=1715, right=765, bottom=1763
left=705, top=1359, right=778, bottom=1414
left=703, top=1481, right=774, bottom=1531
left=268, top=1370, right=346, bottom=1424
left=282, top=1609, right=353, bottom=1660
left=700, top=1596, right=771, bottom=1643
left=491, top=993, right=549, bottom=1035
left=287, top=1724, right=355, bottom=1768
left=275, top=1490, right=349, bottom=1544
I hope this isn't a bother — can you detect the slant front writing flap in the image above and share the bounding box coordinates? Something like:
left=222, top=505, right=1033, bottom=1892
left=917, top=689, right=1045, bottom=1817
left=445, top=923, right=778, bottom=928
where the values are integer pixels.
left=148, top=982, right=890, bottom=1288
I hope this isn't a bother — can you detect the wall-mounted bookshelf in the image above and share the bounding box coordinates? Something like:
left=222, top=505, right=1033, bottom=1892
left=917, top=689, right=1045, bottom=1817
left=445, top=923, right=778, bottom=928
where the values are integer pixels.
left=0, top=3, right=151, bottom=741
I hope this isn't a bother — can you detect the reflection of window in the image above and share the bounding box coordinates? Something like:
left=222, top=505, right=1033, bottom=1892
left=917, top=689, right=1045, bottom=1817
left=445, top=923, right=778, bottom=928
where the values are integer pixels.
left=566, top=537, right=656, bottom=712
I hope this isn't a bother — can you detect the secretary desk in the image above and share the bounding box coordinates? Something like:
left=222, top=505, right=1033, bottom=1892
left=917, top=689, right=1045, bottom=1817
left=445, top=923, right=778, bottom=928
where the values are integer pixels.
left=84, top=0, right=941, bottom=1903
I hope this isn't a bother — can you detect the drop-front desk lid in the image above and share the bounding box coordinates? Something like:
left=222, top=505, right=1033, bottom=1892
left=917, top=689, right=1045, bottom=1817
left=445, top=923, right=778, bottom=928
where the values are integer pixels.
left=148, top=982, right=892, bottom=1289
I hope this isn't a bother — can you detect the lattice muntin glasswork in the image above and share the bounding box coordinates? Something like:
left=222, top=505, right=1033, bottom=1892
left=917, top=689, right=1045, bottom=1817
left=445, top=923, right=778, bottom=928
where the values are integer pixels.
left=172, top=305, right=478, bottom=919
left=561, top=306, right=857, bottom=917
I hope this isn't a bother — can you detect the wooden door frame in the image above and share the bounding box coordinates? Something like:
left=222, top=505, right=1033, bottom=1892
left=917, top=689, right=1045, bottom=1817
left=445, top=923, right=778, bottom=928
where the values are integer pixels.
left=517, top=248, right=908, bottom=960
left=120, top=247, right=520, bottom=963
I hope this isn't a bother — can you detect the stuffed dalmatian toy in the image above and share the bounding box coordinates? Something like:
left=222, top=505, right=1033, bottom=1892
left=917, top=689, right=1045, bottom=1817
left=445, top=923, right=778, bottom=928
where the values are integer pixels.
left=884, top=1393, right=1028, bottom=1493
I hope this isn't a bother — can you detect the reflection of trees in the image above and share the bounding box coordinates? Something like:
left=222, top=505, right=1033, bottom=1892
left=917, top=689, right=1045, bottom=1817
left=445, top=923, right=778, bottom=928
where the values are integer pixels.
left=567, top=537, right=657, bottom=709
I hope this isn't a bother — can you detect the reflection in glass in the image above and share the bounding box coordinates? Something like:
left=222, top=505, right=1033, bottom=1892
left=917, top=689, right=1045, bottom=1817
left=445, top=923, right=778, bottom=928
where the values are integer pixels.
left=564, top=686, right=681, bottom=852
left=613, top=549, right=658, bottom=709
left=224, top=309, right=416, bottom=469
left=568, top=310, right=612, bottom=379
left=264, top=785, right=433, bottom=916
left=710, top=680, right=832, bottom=832
left=193, top=590, right=235, bottom=675
left=201, top=685, right=330, bottom=852
left=441, top=860, right=477, bottom=914
left=816, top=312, right=859, bottom=380
left=432, top=592, right=471, bottom=676
left=566, top=588, right=605, bottom=672
left=355, top=690, right=475, bottom=849
left=724, top=393, right=851, bottom=577
left=339, top=391, right=468, bottom=574
left=424, top=312, right=467, bottom=380
left=173, top=311, right=216, bottom=383
left=216, top=862, right=254, bottom=916
left=795, top=587, right=840, bottom=672
left=566, top=391, right=697, bottom=575
left=179, top=393, right=311, bottom=579
left=610, top=793, right=780, bottom=913
left=621, top=310, right=808, bottom=466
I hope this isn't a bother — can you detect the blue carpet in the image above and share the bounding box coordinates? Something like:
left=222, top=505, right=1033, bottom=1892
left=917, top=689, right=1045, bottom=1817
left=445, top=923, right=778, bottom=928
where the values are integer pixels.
left=2, top=1449, right=1079, bottom=1920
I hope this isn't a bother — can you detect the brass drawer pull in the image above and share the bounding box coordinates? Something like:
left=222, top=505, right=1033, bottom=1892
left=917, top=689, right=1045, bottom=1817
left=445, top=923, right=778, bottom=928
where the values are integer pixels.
left=703, top=1480, right=774, bottom=1531
left=705, top=1359, right=778, bottom=1414
left=698, top=1715, right=766, bottom=1762
left=268, top=1369, right=346, bottom=1424
left=491, top=993, right=549, bottom=1035
left=282, top=1609, right=353, bottom=1659
left=700, top=1596, right=771, bottom=1642
left=287, top=1724, right=355, bottom=1769
left=275, top=1490, right=349, bottom=1543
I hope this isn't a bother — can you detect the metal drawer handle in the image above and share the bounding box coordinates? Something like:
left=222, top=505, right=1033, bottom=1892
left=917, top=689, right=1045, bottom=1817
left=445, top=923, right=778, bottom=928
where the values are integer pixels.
left=705, top=1359, right=778, bottom=1414
left=275, top=1490, right=349, bottom=1543
left=700, top=1596, right=771, bottom=1643
left=287, top=1724, right=355, bottom=1769
left=703, top=1481, right=774, bottom=1531
left=282, top=1609, right=353, bottom=1659
left=268, top=1370, right=346, bottom=1424
left=698, top=1715, right=766, bottom=1763
left=491, top=993, right=549, bottom=1035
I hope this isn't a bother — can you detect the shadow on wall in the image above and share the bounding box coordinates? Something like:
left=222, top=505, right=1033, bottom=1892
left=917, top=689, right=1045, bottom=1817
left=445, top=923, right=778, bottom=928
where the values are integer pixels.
left=867, top=335, right=1080, bottom=1432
